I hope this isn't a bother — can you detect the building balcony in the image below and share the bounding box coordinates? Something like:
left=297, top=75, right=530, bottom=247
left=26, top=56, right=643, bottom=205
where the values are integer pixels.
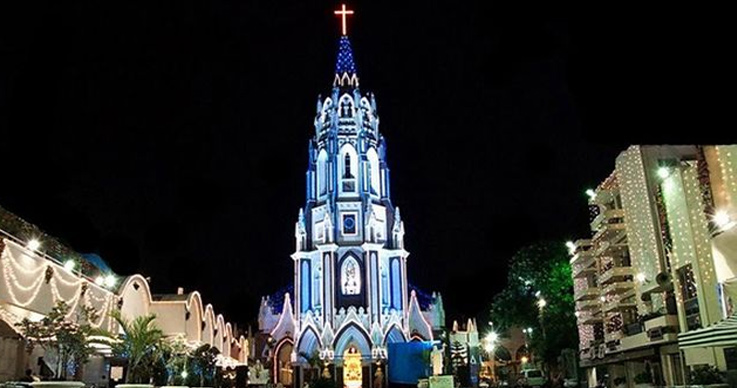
left=590, top=209, right=626, bottom=232
left=643, top=314, right=679, bottom=332
left=589, top=188, right=613, bottom=206
left=577, top=299, right=602, bottom=312
left=572, top=257, right=597, bottom=279
left=601, top=281, right=634, bottom=295
left=599, top=266, right=633, bottom=284
left=574, top=286, right=600, bottom=301
left=592, top=218, right=627, bottom=243
left=581, top=313, right=603, bottom=325
left=602, top=299, right=636, bottom=313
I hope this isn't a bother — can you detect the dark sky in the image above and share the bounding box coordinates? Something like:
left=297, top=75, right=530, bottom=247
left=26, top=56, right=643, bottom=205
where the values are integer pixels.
left=0, top=1, right=721, bottom=328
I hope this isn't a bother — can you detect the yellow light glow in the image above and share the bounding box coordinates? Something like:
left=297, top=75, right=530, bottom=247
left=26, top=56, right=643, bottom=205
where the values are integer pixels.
left=26, top=239, right=41, bottom=251
left=64, top=260, right=76, bottom=272
left=521, top=356, right=528, bottom=363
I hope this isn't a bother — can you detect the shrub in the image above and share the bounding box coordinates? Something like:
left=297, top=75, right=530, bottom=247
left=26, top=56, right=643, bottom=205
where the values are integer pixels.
left=689, top=365, right=724, bottom=385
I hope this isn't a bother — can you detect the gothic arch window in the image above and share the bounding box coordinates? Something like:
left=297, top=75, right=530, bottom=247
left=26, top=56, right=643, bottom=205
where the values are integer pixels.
left=381, top=264, right=389, bottom=307
left=313, top=264, right=322, bottom=308
left=366, top=148, right=380, bottom=195
left=317, top=149, right=328, bottom=196
left=340, top=95, right=354, bottom=118
left=344, top=154, right=353, bottom=178
left=341, top=256, right=361, bottom=295
left=301, top=260, right=311, bottom=313
left=339, top=144, right=357, bottom=193
left=390, top=258, right=402, bottom=309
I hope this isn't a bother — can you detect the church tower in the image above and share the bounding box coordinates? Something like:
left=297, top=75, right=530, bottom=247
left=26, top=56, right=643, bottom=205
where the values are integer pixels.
left=259, top=6, right=444, bottom=386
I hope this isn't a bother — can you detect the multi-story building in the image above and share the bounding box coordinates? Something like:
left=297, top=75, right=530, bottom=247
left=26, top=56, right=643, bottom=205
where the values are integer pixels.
left=572, top=146, right=737, bottom=388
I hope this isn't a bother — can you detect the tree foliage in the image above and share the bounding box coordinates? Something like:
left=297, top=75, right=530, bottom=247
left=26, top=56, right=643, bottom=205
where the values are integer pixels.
left=107, top=310, right=165, bottom=383
left=489, top=242, right=578, bottom=369
left=16, top=300, right=98, bottom=380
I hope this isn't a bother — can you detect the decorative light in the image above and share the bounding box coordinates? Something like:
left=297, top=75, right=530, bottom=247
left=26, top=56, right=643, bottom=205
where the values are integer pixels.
left=713, top=210, right=734, bottom=230
left=26, top=239, right=41, bottom=251
left=64, top=260, right=76, bottom=272
left=527, top=327, right=533, bottom=333
left=636, top=272, right=647, bottom=283
left=599, top=296, right=606, bottom=302
left=95, top=276, right=105, bottom=286
left=574, top=311, right=581, bottom=317
left=521, top=356, right=529, bottom=363
left=534, top=290, right=541, bottom=298
left=484, top=343, right=494, bottom=353
left=657, top=167, right=670, bottom=179
left=181, top=371, right=188, bottom=379
left=485, top=332, right=499, bottom=344
left=565, top=241, right=576, bottom=255
left=585, top=189, right=596, bottom=199
left=104, top=275, right=117, bottom=288
left=537, top=298, right=547, bottom=309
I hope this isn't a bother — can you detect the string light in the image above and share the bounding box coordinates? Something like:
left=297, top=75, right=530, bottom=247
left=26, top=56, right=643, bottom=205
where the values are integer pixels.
left=26, top=239, right=41, bottom=251
left=64, top=260, right=76, bottom=272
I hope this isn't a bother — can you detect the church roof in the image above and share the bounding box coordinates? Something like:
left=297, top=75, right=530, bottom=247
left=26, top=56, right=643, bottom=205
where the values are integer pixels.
left=267, top=284, right=294, bottom=313
left=409, top=284, right=436, bottom=310
left=335, top=36, right=357, bottom=75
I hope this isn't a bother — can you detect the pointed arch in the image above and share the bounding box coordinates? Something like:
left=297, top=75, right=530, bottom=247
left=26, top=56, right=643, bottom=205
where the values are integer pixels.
left=317, top=149, right=329, bottom=197
left=339, top=94, right=354, bottom=118
left=339, top=143, right=358, bottom=194
left=366, top=147, right=380, bottom=195
left=340, top=255, right=361, bottom=295
left=297, top=326, right=322, bottom=360
left=383, top=324, right=406, bottom=345
left=333, top=323, right=372, bottom=358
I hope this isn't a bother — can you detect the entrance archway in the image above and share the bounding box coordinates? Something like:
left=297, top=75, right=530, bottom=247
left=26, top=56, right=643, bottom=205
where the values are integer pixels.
left=274, top=339, right=294, bottom=387
left=343, top=346, right=362, bottom=388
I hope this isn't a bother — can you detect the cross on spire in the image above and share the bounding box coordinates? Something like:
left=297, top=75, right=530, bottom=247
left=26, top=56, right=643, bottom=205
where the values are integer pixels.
left=334, top=4, right=354, bottom=36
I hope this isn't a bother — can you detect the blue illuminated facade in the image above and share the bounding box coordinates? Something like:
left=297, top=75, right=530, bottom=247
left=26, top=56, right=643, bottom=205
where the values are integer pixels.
left=259, top=35, right=445, bottom=372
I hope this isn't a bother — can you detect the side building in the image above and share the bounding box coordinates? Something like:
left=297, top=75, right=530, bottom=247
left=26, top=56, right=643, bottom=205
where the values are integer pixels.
left=571, top=145, right=737, bottom=388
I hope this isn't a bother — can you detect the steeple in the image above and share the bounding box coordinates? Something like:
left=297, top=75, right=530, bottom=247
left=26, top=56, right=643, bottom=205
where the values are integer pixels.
left=333, top=4, right=359, bottom=88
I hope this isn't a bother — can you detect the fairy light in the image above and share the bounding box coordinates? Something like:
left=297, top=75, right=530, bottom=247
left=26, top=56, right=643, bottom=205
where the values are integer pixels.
left=63, top=260, right=76, bottom=272
left=26, top=239, right=41, bottom=251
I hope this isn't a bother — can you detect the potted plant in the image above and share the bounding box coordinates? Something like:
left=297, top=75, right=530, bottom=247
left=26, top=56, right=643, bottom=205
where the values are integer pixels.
left=106, top=310, right=165, bottom=388
left=689, top=365, right=727, bottom=388
left=633, top=370, right=653, bottom=388
left=16, top=301, right=98, bottom=388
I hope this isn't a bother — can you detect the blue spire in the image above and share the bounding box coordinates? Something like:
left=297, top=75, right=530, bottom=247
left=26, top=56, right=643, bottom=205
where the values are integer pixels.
left=335, top=36, right=357, bottom=75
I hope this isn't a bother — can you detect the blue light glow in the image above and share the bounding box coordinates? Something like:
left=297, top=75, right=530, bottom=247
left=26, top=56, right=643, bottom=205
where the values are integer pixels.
left=335, top=36, right=357, bottom=75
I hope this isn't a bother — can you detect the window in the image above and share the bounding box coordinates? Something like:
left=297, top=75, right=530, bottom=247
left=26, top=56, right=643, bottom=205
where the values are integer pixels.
left=341, top=257, right=361, bottom=295
left=343, top=214, right=357, bottom=235
left=342, top=153, right=355, bottom=192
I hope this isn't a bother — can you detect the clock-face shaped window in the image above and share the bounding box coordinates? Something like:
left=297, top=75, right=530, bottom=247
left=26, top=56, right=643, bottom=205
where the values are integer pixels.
left=343, top=214, right=357, bottom=235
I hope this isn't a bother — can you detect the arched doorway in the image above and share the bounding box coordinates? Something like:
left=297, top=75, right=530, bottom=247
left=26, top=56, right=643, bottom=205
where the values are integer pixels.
left=274, top=339, right=294, bottom=387
left=343, top=346, right=362, bottom=388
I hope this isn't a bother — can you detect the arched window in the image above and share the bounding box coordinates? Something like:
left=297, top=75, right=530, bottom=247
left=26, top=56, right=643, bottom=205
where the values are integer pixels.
left=339, top=144, right=357, bottom=193
left=341, top=257, right=361, bottom=295
left=381, top=265, right=389, bottom=307
left=367, top=148, right=380, bottom=195
left=390, top=258, right=402, bottom=309
left=344, top=153, right=353, bottom=178
left=313, top=265, right=321, bottom=308
left=317, top=149, right=328, bottom=196
left=301, top=260, right=311, bottom=313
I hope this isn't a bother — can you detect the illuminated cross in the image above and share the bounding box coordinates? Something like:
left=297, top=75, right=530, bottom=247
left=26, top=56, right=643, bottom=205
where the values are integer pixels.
left=334, top=4, right=354, bottom=36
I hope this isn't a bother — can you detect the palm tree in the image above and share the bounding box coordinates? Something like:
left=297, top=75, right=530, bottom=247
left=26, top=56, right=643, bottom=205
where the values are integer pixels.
left=108, top=310, right=165, bottom=384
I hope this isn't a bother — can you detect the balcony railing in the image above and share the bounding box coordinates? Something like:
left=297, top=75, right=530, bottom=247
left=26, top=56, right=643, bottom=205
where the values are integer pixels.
left=599, top=266, right=633, bottom=284
left=601, top=281, right=634, bottom=295
left=574, top=286, right=600, bottom=301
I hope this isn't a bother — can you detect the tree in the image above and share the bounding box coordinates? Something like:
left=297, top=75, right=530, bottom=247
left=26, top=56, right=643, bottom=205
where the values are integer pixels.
left=299, top=350, right=323, bottom=383
left=188, top=344, right=219, bottom=387
left=489, top=242, right=578, bottom=372
left=16, top=300, right=98, bottom=380
left=108, top=310, right=165, bottom=383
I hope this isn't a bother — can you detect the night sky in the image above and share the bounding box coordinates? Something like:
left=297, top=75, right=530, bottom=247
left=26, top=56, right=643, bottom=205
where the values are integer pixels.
left=0, top=1, right=720, bottom=329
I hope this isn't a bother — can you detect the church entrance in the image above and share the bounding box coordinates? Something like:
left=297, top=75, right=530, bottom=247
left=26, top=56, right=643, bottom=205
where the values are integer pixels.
left=275, top=339, right=294, bottom=387
left=343, top=346, right=362, bottom=388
